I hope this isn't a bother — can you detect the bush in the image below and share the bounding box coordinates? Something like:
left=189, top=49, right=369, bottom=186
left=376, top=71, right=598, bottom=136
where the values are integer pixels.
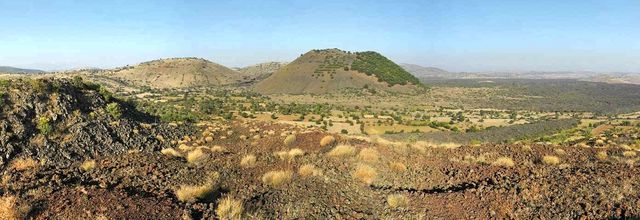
left=106, top=102, right=122, bottom=118
left=175, top=172, right=219, bottom=202
left=353, top=165, right=377, bottom=184
left=0, top=196, right=30, bottom=220
left=298, top=164, right=322, bottom=177
left=386, top=194, right=409, bottom=209
left=261, top=170, right=293, bottom=187
left=351, top=51, right=420, bottom=86
left=320, top=135, right=336, bottom=147
left=37, top=116, right=52, bottom=135
left=492, top=157, right=515, bottom=167
left=216, top=197, right=243, bottom=220
left=327, top=144, right=356, bottom=158
left=357, top=148, right=379, bottom=162
left=284, top=134, right=296, bottom=147
left=542, top=155, right=561, bottom=165
left=240, top=154, right=257, bottom=168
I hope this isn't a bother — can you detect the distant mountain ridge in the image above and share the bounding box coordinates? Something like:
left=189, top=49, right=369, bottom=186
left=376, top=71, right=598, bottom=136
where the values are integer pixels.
left=0, top=66, right=45, bottom=74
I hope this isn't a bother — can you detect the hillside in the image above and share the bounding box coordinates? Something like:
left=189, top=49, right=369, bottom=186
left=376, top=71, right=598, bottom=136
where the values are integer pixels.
left=254, top=49, right=420, bottom=94
left=400, top=64, right=452, bottom=78
left=0, top=66, right=44, bottom=74
left=236, top=62, right=288, bottom=77
left=106, top=58, right=247, bottom=89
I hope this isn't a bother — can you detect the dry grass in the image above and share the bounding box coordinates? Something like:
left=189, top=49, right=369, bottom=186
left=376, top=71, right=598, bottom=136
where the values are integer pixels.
left=284, top=134, right=297, bottom=147
left=9, top=158, right=38, bottom=171
left=542, top=155, right=561, bottom=165
left=389, top=162, right=407, bottom=172
left=275, top=151, right=289, bottom=161
left=623, top=151, right=637, bottom=157
left=216, top=196, right=243, bottom=220
left=80, top=160, right=96, bottom=171
left=175, top=172, right=220, bottom=202
left=187, top=149, right=209, bottom=164
left=288, top=148, right=305, bottom=160
left=240, top=154, right=257, bottom=168
left=298, top=164, right=322, bottom=177
left=320, top=135, right=336, bottom=147
left=387, top=194, right=409, bottom=209
left=492, top=157, right=515, bottom=167
left=161, top=148, right=183, bottom=158
left=211, top=145, right=226, bottom=153
left=262, top=170, right=293, bottom=187
left=327, top=144, right=356, bottom=158
left=353, top=165, right=377, bottom=185
left=596, top=151, right=608, bottom=161
left=357, top=148, right=379, bottom=162
left=554, top=148, right=566, bottom=155
left=0, top=196, right=30, bottom=220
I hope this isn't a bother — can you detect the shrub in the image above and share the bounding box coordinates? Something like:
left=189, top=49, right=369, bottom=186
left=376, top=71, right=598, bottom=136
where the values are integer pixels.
left=284, top=134, right=296, bottom=147
left=542, top=155, right=561, bottom=165
left=288, top=148, right=304, bottom=160
left=389, top=162, right=407, bottom=172
left=175, top=172, right=219, bottom=202
left=9, top=158, right=38, bottom=171
left=353, top=165, right=377, bottom=184
left=36, top=116, right=52, bottom=135
left=106, top=102, right=122, bottom=118
left=298, top=164, right=322, bottom=177
left=386, top=194, right=409, bottom=209
left=240, top=155, right=257, bottom=168
left=357, top=148, right=379, bottom=162
left=161, top=148, right=183, bottom=158
left=327, top=144, right=356, bottom=158
left=0, top=196, right=30, bottom=220
left=261, top=170, right=293, bottom=187
left=80, top=160, right=96, bottom=171
left=320, top=135, right=336, bottom=147
left=623, top=151, right=637, bottom=157
left=492, top=157, right=515, bottom=167
left=216, top=196, right=243, bottom=220
left=596, top=151, right=608, bottom=161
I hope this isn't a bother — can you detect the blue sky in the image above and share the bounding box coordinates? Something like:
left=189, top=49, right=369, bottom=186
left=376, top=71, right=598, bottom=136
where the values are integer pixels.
left=0, top=0, right=639, bottom=72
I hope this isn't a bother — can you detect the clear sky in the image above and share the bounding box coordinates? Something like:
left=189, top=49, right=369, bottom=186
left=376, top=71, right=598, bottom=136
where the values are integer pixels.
left=1, top=0, right=639, bottom=72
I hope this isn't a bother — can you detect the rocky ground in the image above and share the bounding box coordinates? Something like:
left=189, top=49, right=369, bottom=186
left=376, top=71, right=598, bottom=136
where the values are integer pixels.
left=1, top=79, right=639, bottom=219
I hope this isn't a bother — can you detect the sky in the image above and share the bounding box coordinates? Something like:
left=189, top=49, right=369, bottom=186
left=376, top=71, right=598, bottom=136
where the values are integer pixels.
left=0, top=0, right=639, bottom=72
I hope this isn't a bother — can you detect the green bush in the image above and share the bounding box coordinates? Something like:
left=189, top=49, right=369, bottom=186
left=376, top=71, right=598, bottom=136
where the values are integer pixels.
left=37, top=116, right=52, bottom=134
left=351, top=51, right=420, bottom=86
left=106, top=102, right=122, bottom=118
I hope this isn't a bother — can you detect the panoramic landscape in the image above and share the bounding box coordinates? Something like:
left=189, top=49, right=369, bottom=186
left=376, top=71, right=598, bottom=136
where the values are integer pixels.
left=2, top=1, right=640, bottom=219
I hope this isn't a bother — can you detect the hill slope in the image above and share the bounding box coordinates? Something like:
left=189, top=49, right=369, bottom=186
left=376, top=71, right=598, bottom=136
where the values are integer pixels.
left=106, top=58, right=247, bottom=89
left=400, top=64, right=452, bottom=78
left=236, top=62, right=288, bottom=77
left=254, top=49, right=420, bottom=94
left=0, top=66, right=44, bottom=74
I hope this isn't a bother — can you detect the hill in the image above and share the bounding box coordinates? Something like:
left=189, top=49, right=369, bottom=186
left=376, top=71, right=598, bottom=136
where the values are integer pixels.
left=254, top=49, right=420, bottom=94
left=236, top=62, right=288, bottom=77
left=105, top=57, right=247, bottom=89
left=400, top=64, right=451, bottom=78
left=0, top=66, right=44, bottom=74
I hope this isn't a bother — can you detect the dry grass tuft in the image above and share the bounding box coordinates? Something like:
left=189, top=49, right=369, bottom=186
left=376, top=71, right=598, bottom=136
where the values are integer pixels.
left=275, top=151, right=289, bottom=161
left=596, top=151, right=608, bottom=161
left=320, top=135, right=336, bottom=147
left=554, top=148, right=566, bottom=155
left=216, top=196, right=243, bottom=220
left=187, top=149, right=209, bottom=164
left=161, top=148, right=183, bottom=158
left=542, top=155, right=561, bottom=165
left=80, top=160, right=96, bottom=171
left=492, top=157, right=515, bottom=167
left=175, top=172, right=220, bottom=202
left=0, top=195, right=30, bottom=220
left=623, top=151, right=637, bottom=157
left=386, top=194, right=409, bottom=209
left=9, top=158, right=38, bottom=171
left=240, top=155, right=257, bottom=168
left=327, top=144, right=356, bottom=158
left=284, top=134, right=297, bottom=147
left=288, top=148, right=305, bottom=160
left=357, top=148, right=379, bottom=162
left=389, top=162, right=407, bottom=172
left=298, top=164, right=322, bottom=177
left=262, top=170, right=293, bottom=187
left=353, top=165, right=377, bottom=185
left=210, top=145, right=226, bottom=153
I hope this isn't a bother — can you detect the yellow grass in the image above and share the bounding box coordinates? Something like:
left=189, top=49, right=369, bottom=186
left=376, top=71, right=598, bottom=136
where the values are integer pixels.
left=0, top=196, right=29, bottom=220
left=319, top=135, right=336, bottom=147
left=240, top=155, right=257, bottom=168
left=492, top=157, right=515, bottom=167
left=554, top=148, right=566, bottom=155
left=353, top=165, right=377, bottom=185
left=9, top=158, right=38, bottom=171
left=187, top=149, right=208, bottom=164
left=389, top=162, right=407, bottom=172
left=298, top=164, right=322, bottom=177
left=216, top=197, right=243, bottom=220
left=161, top=148, right=183, bottom=158
left=284, top=134, right=297, bottom=147
left=386, top=194, right=409, bottom=209
left=327, top=144, right=356, bottom=158
left=288, top=148, right=305, bottom=160
left=80, top=160, right=96, bottom=171
left=261, top=170, right=293, bottom=187
left=357, top=148, right=379, bottom=162
left=542, top=155, right=561, bottom=165
left=623, top=151, right=637, bottom=157
left=175, top=172, right=220, bottom=202
left=596, top=151, right=608, bottom=161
